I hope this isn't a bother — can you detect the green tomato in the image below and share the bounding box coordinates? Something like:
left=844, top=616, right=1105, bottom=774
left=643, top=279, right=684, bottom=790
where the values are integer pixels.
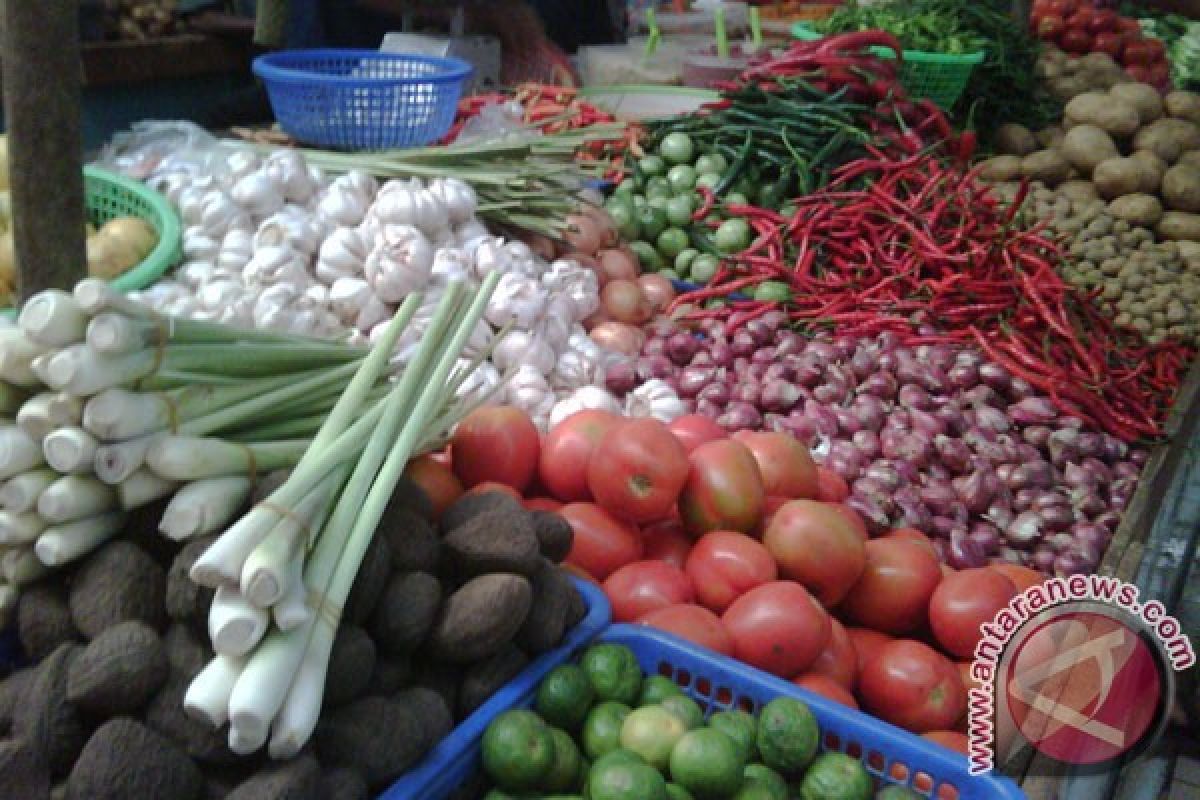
left=608, top=204, right=640, bottom=242
left=690, top=254, right=720, bottom=283
left=715, top=218, right=752, bottom=254
left=639, top=155, right=667, bottom=178
left=724, top=192, right=749, bottom=207
left=674, top=248, right=699, bottom=273
left=754, top=281, right=792, bottom=304
left=629, top=241, right=662, bottom=272
left=647, top=194, right=671, bottom=212
left=659, top=132, right=696, bottom=165
left=694, top=172, right=721, bottom=191
left=694, top=153, right=728, bottom=177
left=631, top=195, right=647, bottom=210
left=659, top=267, right=682, bottom=281
left=656, top=228, right=690, bottom=260
left=667, top=165, right=698, bottom=194
left=665, top=195, right=695, bottom=228
left=645, top=176, right=672, bottom=198
left=614, top=178, right=638, bottom=196
left=637, top=206, right=669, bottom=242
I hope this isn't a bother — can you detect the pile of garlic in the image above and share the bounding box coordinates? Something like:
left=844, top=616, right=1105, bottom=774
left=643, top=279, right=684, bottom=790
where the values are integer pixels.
left=125, top=145, right=681, bottom=429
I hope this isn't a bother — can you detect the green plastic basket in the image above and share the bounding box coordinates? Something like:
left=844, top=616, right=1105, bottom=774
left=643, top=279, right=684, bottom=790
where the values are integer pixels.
left=2, top=166, right=182, bottom=313
left=792, top=23, right=984, bottom=110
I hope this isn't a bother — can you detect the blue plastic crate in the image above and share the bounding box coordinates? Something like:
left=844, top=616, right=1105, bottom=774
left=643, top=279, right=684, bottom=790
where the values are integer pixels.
left=253, top=49, right=473, bottom=151
left=379, top=576, right=610, bottom=799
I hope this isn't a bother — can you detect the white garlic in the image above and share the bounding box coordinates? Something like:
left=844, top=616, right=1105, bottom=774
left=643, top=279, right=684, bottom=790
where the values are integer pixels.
left=428, top=178, right=477, bottom=225
left=624, top=379, right=686, bottom=423
left=328, top=277, right=374, bottom=326
left=364, top=225, right=434, bottom=303
left=485, top=272, right=546, bottom=330
left=230, top=170, right=285, bottom=218
left=548, top=386, right=623, bottom=428
left=315, top=227, right=369, bottom=285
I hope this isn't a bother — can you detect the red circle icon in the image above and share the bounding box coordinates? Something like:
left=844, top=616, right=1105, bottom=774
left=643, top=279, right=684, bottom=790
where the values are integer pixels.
left=1004, top=611, right=1163, bottom=766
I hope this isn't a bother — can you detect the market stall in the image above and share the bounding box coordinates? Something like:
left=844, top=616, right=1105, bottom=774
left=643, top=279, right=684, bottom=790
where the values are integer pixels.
left=0, top=1, right=1197, bottom=799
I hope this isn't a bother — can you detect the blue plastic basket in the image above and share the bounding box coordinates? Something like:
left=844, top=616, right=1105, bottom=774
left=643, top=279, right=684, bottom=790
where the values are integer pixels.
left=252, top=49, right=473, bottom=151
left=379, top=576, right=611, bottom=799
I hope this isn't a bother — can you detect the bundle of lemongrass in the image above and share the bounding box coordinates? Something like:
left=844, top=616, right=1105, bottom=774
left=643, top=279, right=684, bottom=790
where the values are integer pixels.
left=0, top=279, right=389, bottom=625
left=184, top=275, right=499, bottom=758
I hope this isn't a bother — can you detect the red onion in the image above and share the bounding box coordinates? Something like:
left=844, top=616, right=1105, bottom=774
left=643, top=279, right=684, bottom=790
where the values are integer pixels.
left=1008, top=397, right=1058, bottom=425
left=832, top=336, right=858, bottom=360
left=898, top=384, right=933, bottom=411
left=884, top=410, right=911, bottom=433
left=751, top=348, right=775, bottom=365
left=920, top=483, right=960, bottom=517
left=697, top=381, right=730, bottom=406
left=1022, top=426, right=1053, bottom=447
left=857, top=371, right=898, bottom=399
left=1007, top=511, right=1044, bottom=545
left=676, top=366, right=715, bottom=398
left=665, top=332, right=699, bottom=365
left=1047, top=428, right=1080, bottom=464
left=877, top=330, right=903, bottom=351
left=1069, top=487, right=1106, bottom=516
left=690, top=350, right=714, bottom=368
left=730, top=330, right=757, bottom=358
left=604, top=360, right=638, bottom=394
left=783, top=412, right=818, bottom=443
left=708, top=340, right=733, bottom=368
left=804, top=399, right=839, bottom=436
left=962, top=385, right=1001, bottom=408
left=891, top=458, right=922, bottom=485
left=827, top=441, right=865, bottom=479
left=696, top=399, right=723, bottom=418
left=1060, top=416, right=1086, bottom=430
left=877, top=350, right=899, bottom=372
left=1102, top=435, right=1128, bottom=462
left=1112, top=461, right=1140, bottom=480
left=716, top=402, right=762, bottom=432
left=1013, top=488, right=1039, bottom=510
left=947, top=363, right=978, bottom=390
left=1006, top=461, right=1054, bottom=490
left=852, top=430, right=881, bottom=460
left=935, top=405, right=968, bottom=435
left=637, top=354, right=675, bottom=381
left=864, top=462, right=903, bottom=492
left=1016, top=443, right=1043, bottom=464
left=975, top=406, right=1011, bottom=433
left=851, top=396, right=887, bottom=431
left=745, top=318, right=776, bottom=348
left=813, top=382, right=848, bottom=405
left=763, top=363, right=794, bottom=383
left=978, top=363, right=1012, bottom=392
left=1055, top=547, right=1096, bottom=576
left=918, top=366, right=949, bottom=393
left=775, top=332, right=806, bottom=358
left=791, top=355, right=825, bottom=387
left=846, top=494, right=890, bottom=535
left=985, top=504, right=1015, bottom=533
left=933, top=435, right=971, bottom=473
left=1031, top=548, right=1056, bottom=572
left=1073, top=522, right=1110, bottom=552
left=1094, top=511, right=1121, bottom=531
left=833, top=408, right=863, bottom=436
left=745, top=363, right=770, bottom=384
left=760, top=380, right=801, bottom=413
left=1007, top=377, right=1036, bottom=400
left=1041, top=504, right=1075, bottom=533
left=953, top=471, right=992, bottom=513
left=807, top=341, right=838, bottom=362
left=642, top=337, right=666, bottom=357
left=893, top=487, right=932, bottom=531
left=949, top=528, right=987, bottom=569
left=733, top=383, right=761, bottom=407
left=927, top=463, right=952, bottom=481
left=1130, top=448, right=1148, bottom=466
left=930, top=516, right=959, bottom=537
left=909, top=409, right=946, bottom=438
left=849, top=348, right=877, bottom=379
left=1074, top=432, right=1104, bottom=458
left=969, top=522, right=1002, bottom=554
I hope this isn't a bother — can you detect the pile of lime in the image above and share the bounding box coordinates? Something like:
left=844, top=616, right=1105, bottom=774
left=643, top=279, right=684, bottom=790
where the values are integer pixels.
left=480, top=642, right=920, bottom=800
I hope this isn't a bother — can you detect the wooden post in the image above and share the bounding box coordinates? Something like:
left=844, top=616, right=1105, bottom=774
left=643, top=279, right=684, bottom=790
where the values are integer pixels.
left=2, top=0, right=87, bottom=303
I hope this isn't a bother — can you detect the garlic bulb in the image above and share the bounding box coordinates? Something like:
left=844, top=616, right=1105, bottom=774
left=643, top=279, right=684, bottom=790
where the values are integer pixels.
left=198, top=278, right=245, bottom=312
left=178, top=261, right=217, bottom=288
left=315, top=176, right=372, bottom=229
left=549, top=386, right=623, bottom=428
left=355, top=294, right=392, bottom=333
left=254, top=206, right=325, bottom=256
left=183, top=229, right=220, bottom=262
left=492, top=330, right=556, bottom=375
left=536, top=312, right=572, bottom=353
left=551, top=349, right=601, bottom=391
left=506, top=365, right=555, bottom=420
left=242, top=246, right=309, bottom=289
left=224, top=150, right=262, bottom=184
left=364, top=225, right=434, bottom=303
left=455, top=220, right=490, bottom=246
left=216, top=229, right=255, bottom=273
left=315, top=227, right=369, bottom=285
left=624, top=379, right=686, bottom=423
left=264, top=150, right=317, bottom=205
left=486, top=273, right=546, bottom=329
left=176, top=186, right=210, bottom=226
left=472, top=237, right=513, bottom=278
left=462, top=318, right=494, bottom=360
left=454, top=359, right=501, bottom=403
left=230, top=170, right=285, bottom=218
left=372, top=183, right=445, bottom=234
left=198, top=191, right=244, bottom=238
left=429, top=247, right=472, bottom=286
left=542, top=260, right=600, bottom=322
left=328, top=277, right=374, bottom=326
left=428, top=178, right=477, bottom=225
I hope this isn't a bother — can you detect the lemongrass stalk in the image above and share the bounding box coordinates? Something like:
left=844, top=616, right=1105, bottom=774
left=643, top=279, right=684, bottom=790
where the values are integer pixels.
left=86, top=311, right=146, bottom=355
left=209, top=585, right=269, bottom=658
left=15, top=393, right=56, bottom=442
left=37, top=476, right=117, bottom=524
left=184, top=654, right=246, bottom=729
left=42, top=427, right=100, bottom=474
left=116, top=468, right=180, bottom=510
left=46, top=393, right=83, bottom=428
left=225, top=622, right=311, bottom=749
left=137, top=370, right=245, bottom=390
left=28, top=351, right=58, bottom=387
left=227, top=412, right=333, bottom=443
left=272, top=557, right=310, bottom=632
left=0, top=382, right=29, bottom=415
left=159, top=476, right=253, bottom=541
left=228, top=723, right=268, bottom=757
left=0, top=426, right=44, bottom=479
left=75, top=278, right=150, bottom=317
left=34, top=511, right=126, bottom=567
left=146, top=437, right=310, bottom=482
left=3, top=546, right=48, bottom=585
left=18, top=289, right=89, bottom=347
left=0, top=511, right=47, bottom=544
left=0, top=329, right=47, bottom=388
left=94, top=433, right=159, bottom=484
left=0, top=583, right=16, bottom=629
left=268, top=639, right=329, bottom=759
left=0, top=469, right=57, bottom=512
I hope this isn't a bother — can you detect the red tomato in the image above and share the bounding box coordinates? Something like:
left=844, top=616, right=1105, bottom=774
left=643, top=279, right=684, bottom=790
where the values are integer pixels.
left=1044, top=0, right=1077, bottom=16
left=1124, top=63, right=1152, bottom=83
left=793, top=674, right=859, bottom=709
left=1037, top=15, right=1065, bottom=40
left=1092, top=31, right=1124, bottom=58
left=814, top=466, right=849, bottom=502
left=731, top=431, right=818, bottom=499
left=830, top=503, right=868, bottom=541
left=888, top=528, right=937, bottom=556
left=923, top=731, right=969, bottom=755
left=559, top=502, right=644, bottom=581
left=859, top=639, right=966, bottom=733
left=763, top=499, right=866, bottom=607
left=603, top=560, right=695, bottom=623
left=588, top=418, right=689, bottom=524
left=838, top=538, right=943, bottom=635
left=957, top=661, right=983, bottom=695
left=846, top=627, right=893, bottom=676
left=1148, top=60, right=1171, bottom=87
left=451, top=406, right=540, bottom=492
left=1123, top=39, right=1157, bottom=65
left=1060, top=28, right=1093, bottom=53
left=1065, top=7, right=1093, bottom=29
left=989, top=563, right=1045, bottom=594
left=1087, top=9, right=1119, bottom=33
left=668, top=414, right=727, bottom=454
left=929, top=568, right=1018, bottom=660
left=538, top=410, right=620, bottom=502
left=524, top=496, right=562, bottom=513
left=403, top=454, right=463, bottom=520
left=1117, top=17, right=1143, bottom=36
left=641, top=519, right=692, bottom=569
left=464, top=481, right=523, bottom=501
left=678, top=439, right=766, bottom=537
left=755, top=495, right=791, bottom=537
left=684, top=531, right=778, bottom=614
left=807, top=618, right=858, bottom=691
left=637, top=603, right=734, bottom=656
left=722, top=581, right=831, bottom=678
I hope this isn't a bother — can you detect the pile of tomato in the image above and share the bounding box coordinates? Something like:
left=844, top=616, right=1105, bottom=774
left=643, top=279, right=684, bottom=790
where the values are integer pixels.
left=402, top=405, right=1053, bottom=753
left=1030, top=0, right=1171, bottom=88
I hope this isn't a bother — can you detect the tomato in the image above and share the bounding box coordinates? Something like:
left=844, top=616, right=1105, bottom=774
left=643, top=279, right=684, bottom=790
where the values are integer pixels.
left=838, top=538, right=943, bottom=635
left=814, top=466, right=849, bottom=502
left=859, top=639, right=966, bottom=733
left=604, top=560, right=695, bottom=623
left=1059, top=28, right=1092, bottom=54
left=830, top=503, right=868, bottom=541
left=731, top=431, right=818, bottom=499
left=989, top=563, right=1044, bottom=594
left=678, top=439, right=765, bottom=537
left=1087, top=10, right=1118, bottom=33
left=888, top=528, right=937, bottom=556
left=1147, top=60, right=1171, bottom=87
left=722, top=581, right=831, bottom=678
left=684, top=531, right=777, bottom=614
left=1065, top=7, right=1093, bottom=29
left=956, top=661, right=982, bottom=695
left=793, top=674, right=859, bottom=709
left=637, top=603, right=734, bottom=656
left=807, top=618, right=858, bottom=691
left=762, top=500, right=866, bottom=607
left=1123, top=39, right=1157, bottom=65
left=1044, top=0, right=1077, bottom=16
left=1124, top=63, right=1152, bottom=83
left=560, top=502, right=644, bottom=581
left=1092, top=31, right=1124, bottom=58
left=668, top=414, right=727, bottom=454
left=464, top=481, right=523, bottom=501
left=1117, top=17, right=1143, bottom=36
left=588, top=418, right=689, bottom=524
left=641, top=519, right=692, bottom=569
left=929, top=568, right=1018, bottom=660
left=403, top=454, right=463, bottom=520
left=923, top=731, right=969, bottom=755
left=539, top=410, right=620, bottom=503
left=846, top=627, right=893, bottom=676
left=755, top=495, right=790, bottom=537
left=451, top=406, right=540, bottom=492
left=1037, top=14, right=1065, bottom=40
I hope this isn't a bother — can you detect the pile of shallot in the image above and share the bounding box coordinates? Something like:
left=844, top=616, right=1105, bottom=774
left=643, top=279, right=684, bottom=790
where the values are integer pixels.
left=610, top=313, right=1146, bottom=576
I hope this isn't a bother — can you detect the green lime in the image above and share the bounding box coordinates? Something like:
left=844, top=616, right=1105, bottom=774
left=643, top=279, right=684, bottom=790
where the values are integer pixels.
left=715, top=218, right=752, bottom=255
left=731, top=785, right=777, bottom=800
left=659, top=268, right=682, bottom=280
left=640, top=155, right=667, bottom=177
left=742, top=764, right=788, bottom=800
left=582, top=701, right=633, bottom=760
left=482, top=710, right=556, bottom=792
left=875, top=786, right=924, bottom=799
left=665, top=195, right=695, bottom=228
left=620, top=706, right=689, bottom=771
left=628, top=240, right=662, bottom=272
left=647, top=194, right=672, bottom=212
left=689, top=254, right=720, bottom=284
left=636, top=206, right=669, bottom=242
left=544, top=727, right=585, bottom=793
left=660, top=133, right=696, bottom=165
left=668, top=165, right=698, bottom=194
left=753, top=281, right=791, bottom=304
left=724, top=192, right=749, bottom=207
left=797, top=752, right=873, bottom=800
left=645, top=177, right=673, bottom=199
left=615, top=177, right=638, bottom=194
left=756, top=697, right=818, bottom=777
left=482, top=790, right=517, bottom=800
left=581, top=644, right=643, bottom=705
left=668, top=728, right=746, bottom=800
left=709, top=710, right=757, bottom=763
left=694, top=153, right=728, bottom=177
left=656, top=228, right=689, bottom=260
left=588, top=757, right=669, bottom=800
left=632, top=194, right=647, bottom=210
left=695, top=172, right=721, bottom=191
left=639, top=675, right=684, bottom=706
left=537, top=665, right=596, bottom=732
left=659, top=695, right=704, bottom=731
left=606, top=203, right=637, bottom=239
left=593, top=748, right=644, bottom=770
left=665, top=784, right=697, bottom=800
left=673, top=248, right=699, bottom=274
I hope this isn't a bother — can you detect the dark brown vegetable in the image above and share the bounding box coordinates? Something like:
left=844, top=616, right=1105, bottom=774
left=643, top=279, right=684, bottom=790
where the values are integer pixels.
left=515, top=562, right=572, bottom=655
left=143, top=677, right=245, bottom=766
left=162, top=624, right=209, bottom=680
left=530, top=511, right=573, bottom=563
left=66, top=621, right=168, bottom=717
left=366, top=654, right=412, bottom=696
left=165, top=537, right=216, bottom=632
left=378, top=507, right=441, bottom=574
left=457, top=644, right=529, bottom=718
left=409, top=659, right=461, bottom=718
left=319, top=767, right=369, bottom=800
left=224, top=753, right=321, bottom=800
left=68, top=541, right=166, bottom=638
left=443, top=510, right=541, bottom=579
left=13, top=644, right=85, bottom=779
left=392, top=687, right=453, bottom=746
left=65, top=717, right=204, bottom=800
left=439, top=491, right=522, bottom=535
left=369, top=571, right=442, bottom=655
left=0, top=666, right=35, bottom=737
left=315, top=697, right=428, bottom=788
left=17, top=583, right=78, bottom=662
left=426, top=573, right=533, bottom=663
left=322, top=626, right=375, bottom=710
left=341, top=533, right=392, bottom=626
left=0, top=737, right=51, bottom=800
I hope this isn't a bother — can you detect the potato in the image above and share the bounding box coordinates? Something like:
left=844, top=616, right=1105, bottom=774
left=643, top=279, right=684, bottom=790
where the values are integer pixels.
left=1065, top=92, right=1141, bottom=137
left=1158, top=211, right=1200, bottom=240
left=1178, top=150, right=1200, bottom=169
left=977, top=155, right=1023, bottom=183
left=1058, top=180, right=1099, bottom=204
left=1163, top=164, right=1200, bottom=212
left=1110, top=82, right=1164, bottom=124
left=994, top=124, right=1038, bottom=156
left=1133, top=118, right=1200, bottom=163
left=1059, top=125, right=1119, bottom=175
left=1037, top=126, right=1066, bottom=149
left=1021, top=149, right=1071, bottom=186
left=1049, top=77, right=1089, bottom=103
left=1129, top=150, right=1168, bottom=193
left=1092, top=157, right=1145, bottom=200
left=1165, top=90, right=1200, bottom=124
left=1108, top=194, right=1164, bottom=227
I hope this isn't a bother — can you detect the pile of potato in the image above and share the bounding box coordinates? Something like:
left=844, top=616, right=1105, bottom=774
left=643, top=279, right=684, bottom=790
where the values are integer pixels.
left=1037, top=47, right=1132, bottom=103
left=104, top=0, right=181, bottom=41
